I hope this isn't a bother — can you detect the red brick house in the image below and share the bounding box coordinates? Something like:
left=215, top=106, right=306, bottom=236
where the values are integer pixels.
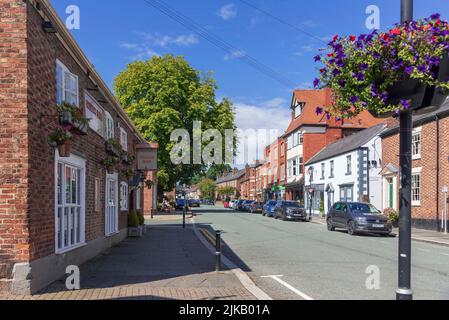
left=380, top=101, right=449, bottom=231
left=0, top=0, right=156, bottom=294
left=283, top=89, right=384, bottom=201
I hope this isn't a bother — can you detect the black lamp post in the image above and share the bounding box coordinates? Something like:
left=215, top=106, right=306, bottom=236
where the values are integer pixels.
left=397, top=0, right=414, bottom=301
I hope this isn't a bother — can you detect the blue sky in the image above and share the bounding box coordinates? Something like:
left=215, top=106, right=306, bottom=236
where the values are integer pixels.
left=50, top=0, right=449, bottom=162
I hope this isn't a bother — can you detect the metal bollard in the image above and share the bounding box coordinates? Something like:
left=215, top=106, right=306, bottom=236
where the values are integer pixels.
left=183, top=205, right=186, bottom=229
left=215, top=230, right=222, bottom=272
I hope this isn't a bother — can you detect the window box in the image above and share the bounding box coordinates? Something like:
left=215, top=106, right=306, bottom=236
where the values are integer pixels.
left=120, top=151, right=135, bottom=165
left=105, top=139, right=121, bottom=157
left=59, top=104, right=89, bottom=136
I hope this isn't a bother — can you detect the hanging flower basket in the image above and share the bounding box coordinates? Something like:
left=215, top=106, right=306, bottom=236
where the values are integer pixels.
left=313, top=14, right=449, bottom=118
left=58, top=102, right=90, bottom=136
left=58, top=142, right=71, bottom=158
left=102, top=156, right=119, bottom=174
left=105, top=139, right=121, bottom=157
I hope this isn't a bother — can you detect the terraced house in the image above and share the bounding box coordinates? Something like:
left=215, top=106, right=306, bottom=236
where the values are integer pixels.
left=0, top=0, right=157, bottom=294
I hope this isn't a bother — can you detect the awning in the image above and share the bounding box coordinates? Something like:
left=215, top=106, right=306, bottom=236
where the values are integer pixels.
left=380, top=163, right=399, bottom=176
left=284, top=176, right=305, bottom=188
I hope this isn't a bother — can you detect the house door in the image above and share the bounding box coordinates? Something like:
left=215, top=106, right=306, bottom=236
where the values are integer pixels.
left=105, top=173, right=118, bottom=236
left=388, top=178, right=394, bottom=208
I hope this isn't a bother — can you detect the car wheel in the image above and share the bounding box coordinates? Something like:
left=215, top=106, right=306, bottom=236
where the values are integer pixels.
left=327, top=219, right=335, bottom=231
left=347, top=221, right=356, bottom=236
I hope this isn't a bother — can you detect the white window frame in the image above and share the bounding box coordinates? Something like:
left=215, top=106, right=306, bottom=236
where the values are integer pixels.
left=120, top=182, right=129, bottom=211
left=136, top=185, right=142, bottom=210
left=54, top=152, right=86, bottom=254
left=56, top=59, right=79, bottom=107
left=105, top=173, right=119, bottom=236
left=105, top=111, right=115, bottom=140
left=412, top=167, right=422, bottom=206
left=120, top=127, right=128, bottom=152
left=412, top=127, right=422, bottom=160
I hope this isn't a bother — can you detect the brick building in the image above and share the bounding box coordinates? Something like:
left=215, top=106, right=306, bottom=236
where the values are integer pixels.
left=380, top=101, right=449, bottom=231
left=282, top=89, right=384, bottom=202
left=215, top=168, right=245, bottom=199
left=0, top=0, right=155, bottom=294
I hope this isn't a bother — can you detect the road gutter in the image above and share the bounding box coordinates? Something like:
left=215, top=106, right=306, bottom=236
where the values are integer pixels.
left=190, top=217, right=273, bottom=301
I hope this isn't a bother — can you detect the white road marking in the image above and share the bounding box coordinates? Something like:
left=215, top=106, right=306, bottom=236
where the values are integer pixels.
left=440, top=253, right=449, bottom=257
left=261, top=275, right=313, bottom=300
left=417, top=248, right=431, bottom=253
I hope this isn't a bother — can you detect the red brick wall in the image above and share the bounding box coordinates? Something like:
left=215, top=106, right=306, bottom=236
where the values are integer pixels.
left=382, top=115, right=449, bottom=230
left=24, top=2, right=143, bottom=262
left=0, top=0, right=29, bottom=288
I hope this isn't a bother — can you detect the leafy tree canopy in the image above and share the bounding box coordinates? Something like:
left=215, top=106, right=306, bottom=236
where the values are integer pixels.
left=114, top=55, right=236, bottom=191
left=197, top=178, right=217, bottom=200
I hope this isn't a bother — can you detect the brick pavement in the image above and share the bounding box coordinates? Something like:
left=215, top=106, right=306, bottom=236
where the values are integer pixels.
left=0, top=225, right=256, bottom=300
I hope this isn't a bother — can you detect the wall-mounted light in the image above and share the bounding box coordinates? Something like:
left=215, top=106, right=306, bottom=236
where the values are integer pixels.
left=42, top=21, right=57, bottom=33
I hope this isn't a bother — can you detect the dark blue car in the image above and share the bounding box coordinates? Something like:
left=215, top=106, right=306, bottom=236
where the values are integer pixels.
left=175, top=198, right=188, bottom=210
left=263, top=200, right=277, bottom=217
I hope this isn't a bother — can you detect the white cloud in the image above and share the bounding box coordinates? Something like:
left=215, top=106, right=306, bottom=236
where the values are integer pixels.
left=233, top=98, right=291, bottom=165
left=120, top=32, right=198, bottom=60
left=224, top=50, right=247, bottom=61
left=217, top=3, right=237, bottom=21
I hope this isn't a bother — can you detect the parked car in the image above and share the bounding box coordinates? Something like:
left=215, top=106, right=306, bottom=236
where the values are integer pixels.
left=236, top=199, right=246, bottom=211
left=249, top=202, right=263, bottom=214
left=223, top=201, right=230, bottom=208
left=202, top=199, right=215, bottom=206
left=229, top=200, right=238, bottom=209
left=274, top=201, right=307, bottom=221
left=327, top=202, right=392, bottom=236
left=175, top=198, right=189, bottom=210
left=188, top=199, right=201, bottom=207
left=242, top=200, right=256, bottom=212
left=263, top=200, right=277, bottom=217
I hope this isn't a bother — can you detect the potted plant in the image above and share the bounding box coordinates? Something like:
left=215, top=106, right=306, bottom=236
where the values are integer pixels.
left=59, top=102, right=90, bottom=135
left=127, top=211, right=142, bottom=237
left=145, top=179, right=154, bottom=189
left=384, top=208, right=399, bottom=228
left=105, top=138, right=121, bottom=157
left=122, top=168, right=134, bottom=180
left=137, top=211, right=146, bottom=235
left=120, top=151, right=135, bottom=164
left=102, top=156, right=119, bottom=174
left=313, top=14, right=449, bottom=118
left=48, top=127, right=73, bottom=157
left=319, top=200, right=325, bottom=218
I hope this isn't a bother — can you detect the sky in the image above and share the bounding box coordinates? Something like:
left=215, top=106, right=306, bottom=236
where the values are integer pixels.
left=50, top=0, right=449, bottom=164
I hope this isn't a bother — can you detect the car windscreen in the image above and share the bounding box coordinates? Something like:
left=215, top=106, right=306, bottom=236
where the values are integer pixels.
left=284, top=202, right=300, bottom=208
left=349, top=203, right=381, bottom=214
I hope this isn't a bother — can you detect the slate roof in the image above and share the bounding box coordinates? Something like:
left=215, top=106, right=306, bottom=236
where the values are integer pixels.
left=216, top=169, right=246, bottom=184
left=306, top=123, right=387, bottom=165
left=380, top=98, right=449, bottom=138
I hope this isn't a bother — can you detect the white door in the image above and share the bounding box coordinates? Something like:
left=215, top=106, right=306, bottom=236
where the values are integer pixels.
left=105, top=173, right=118, bottom=236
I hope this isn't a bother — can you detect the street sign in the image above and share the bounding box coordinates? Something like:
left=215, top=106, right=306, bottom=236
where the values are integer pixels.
left=136, top=147, right=158, bottom=171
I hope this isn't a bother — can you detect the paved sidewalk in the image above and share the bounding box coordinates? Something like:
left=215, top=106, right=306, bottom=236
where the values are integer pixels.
left=311, top=216, right=449, bottom=247
left=0, top=225, right=256, bottom=300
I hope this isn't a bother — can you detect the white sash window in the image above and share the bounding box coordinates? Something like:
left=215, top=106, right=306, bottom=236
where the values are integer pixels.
left=56, top=60, right=79, bottom=106
left=55, top=153, right=86, bottom=253
left=105, top=173, right=119, bottom=236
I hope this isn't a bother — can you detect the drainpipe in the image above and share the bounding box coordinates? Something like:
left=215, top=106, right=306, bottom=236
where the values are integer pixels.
left=435, top=115, right=440, bottom=231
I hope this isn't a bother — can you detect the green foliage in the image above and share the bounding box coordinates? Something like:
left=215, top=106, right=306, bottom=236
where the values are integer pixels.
left=114, top=55, right=236, bottom=191
left=48, top=127, right=72, bottom=145
left=128, top=211, right=140, bottom=228
left=217, top=186, right=236, bottom=198
left=384, top=208, right=399, bottom=223
left=198, top=178, right=216, bottom=200
left=137, top=212, right=145, bottom=225
left=59, top=101, right=90, bottom=126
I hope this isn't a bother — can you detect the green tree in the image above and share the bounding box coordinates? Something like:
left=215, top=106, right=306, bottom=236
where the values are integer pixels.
left=217, top=186, right=236, bottom=199
left=198, top=178, right=216, bottom=200
left=114, top=55, right=236, bottom=191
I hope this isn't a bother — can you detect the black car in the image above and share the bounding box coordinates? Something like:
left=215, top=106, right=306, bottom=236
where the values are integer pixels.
left=327, top=202, right=392, bottom=236
left=274, top=201, right=307, bottom=221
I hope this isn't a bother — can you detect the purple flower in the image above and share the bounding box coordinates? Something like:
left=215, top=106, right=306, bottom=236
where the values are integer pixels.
left=313, top=78, right=320, bottom=88
left=316, top=107, right=324, bottom=115
left=418, top=64, right=428, bottom=73
left=353, top=72, right=365, bottom=81
left=325, top=112, right=332, bottom=120
left=338, top=79, right=346, bottom=87
left=361, top=102, right=367, bottom=108
left=349, top=95, right=359, bottom=104
left=314, top=55, right=321, bottom=62
left=405, top=66, right=414, bottom=74
left=430, top=13, right=441, bottom=20
left=335, top=116, right=342, bottom=122
left=332, top=68, right=341, bottom=76
left=380, top=92, right=388, bottom=103
left=359, top=63, right=369, bottom=71
left=400, top=99, right=411, bottom=109
left=370, top=84, right=378, bottom=97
